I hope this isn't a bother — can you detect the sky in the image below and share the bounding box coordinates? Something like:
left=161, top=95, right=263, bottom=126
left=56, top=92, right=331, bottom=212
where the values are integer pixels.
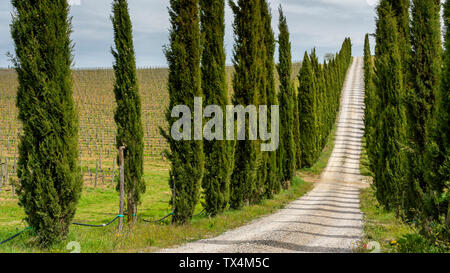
left=0, top=0, right=379, bottom=68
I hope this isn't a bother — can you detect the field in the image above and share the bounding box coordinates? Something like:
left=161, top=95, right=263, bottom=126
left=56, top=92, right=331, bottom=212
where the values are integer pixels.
left=0, top=64, right=303, bottom=252
left=0, top=64, right=301, bottom=192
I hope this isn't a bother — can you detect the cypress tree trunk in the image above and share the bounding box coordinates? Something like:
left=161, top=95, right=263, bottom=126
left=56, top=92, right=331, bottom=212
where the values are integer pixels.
left=111, top=0, right=145, bottom=224
left=405, top=0, right=442, bottom=217
left=164, top=0, right=204, bottom=224
left=298, top=52, right=318, bottom=168
left=11, top=0, right=82, bottom=246
left=229, top=0, right=263, bottom=209
left=260, top=0, right=279, bottom=200
left=374, top=0, right=408, bottom=212
left=200, top=0, right=233, bottom=216
left=277, top=6, right=296, bottom=187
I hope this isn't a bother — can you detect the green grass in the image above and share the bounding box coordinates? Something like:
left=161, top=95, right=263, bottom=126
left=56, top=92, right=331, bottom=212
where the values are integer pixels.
left=0, top=162, right=313, bottom=253
left=358, top=186, right=414, bottom=253
left=357, top=141, right=414, bottom=253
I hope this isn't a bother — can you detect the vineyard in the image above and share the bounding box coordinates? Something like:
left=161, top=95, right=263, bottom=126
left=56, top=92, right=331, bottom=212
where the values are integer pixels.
left=0, top=64, right=301, bottom=194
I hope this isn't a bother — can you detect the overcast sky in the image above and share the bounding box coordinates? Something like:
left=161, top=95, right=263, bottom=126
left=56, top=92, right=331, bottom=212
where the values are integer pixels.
left=0, top=0, right=379, bottom=68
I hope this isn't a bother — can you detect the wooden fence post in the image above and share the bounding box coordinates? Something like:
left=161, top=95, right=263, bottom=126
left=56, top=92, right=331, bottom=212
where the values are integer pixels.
left=118, top=145, right=126, bottom=233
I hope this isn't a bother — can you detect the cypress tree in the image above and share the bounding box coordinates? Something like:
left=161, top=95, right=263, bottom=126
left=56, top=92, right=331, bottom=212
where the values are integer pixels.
left=200, top=0, right=233, bottom=216
left=373, top=0, right=408, bottom=211
left=363, top=34, right=379, bottom=175
left=309, top=49, right=323, bottom=157
left=387, top=0, right=411, bottom=86
left=11, top=0, right=82, bottom=246
left=229, top=0, right=263, bottom=209
left=164, top=0, right=204, bottom=224
left=297, top=52, right=318, bottom=168
left=423, top=0, right=449, bottom=238
left=277, top=6, right=296, bottom=186
left=260, top=0, right=279, bottom=199
left=111, top=0, right=145, bottom=224
left=293, top=88, right=302, bottom=170
left=405, top=0, right=442, bottom=217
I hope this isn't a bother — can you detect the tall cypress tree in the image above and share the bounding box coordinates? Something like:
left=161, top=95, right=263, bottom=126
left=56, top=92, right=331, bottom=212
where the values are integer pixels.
left=293, top=88, right=302, bottom=170
left=310, top=49, right=325, bottom=155
left=363, top=34, right=379, bottom=175
left=373, top=0, right=408, bottom=211
left=260, top=0, right=279, bottom=199
left=229, top=0, right=263, bottom=209
left=405, top=0, right=442, bottom=217
left=387, top=0, right=411, bottom=86
left=423, top=0, right=449, bottom=236
left=164, top=0, right=204, bottom=224
left=298, top=52, right=318, bottom=168
left=277, top=6, right=296, bottom=186
left=111, top=0, right=145, bottom=224
left=200, top=0, right=233, bottom=216
left=11, top=0, right=82, bottom=246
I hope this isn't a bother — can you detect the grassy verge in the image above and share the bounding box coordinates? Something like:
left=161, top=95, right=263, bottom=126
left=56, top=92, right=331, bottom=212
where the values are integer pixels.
left=358, top=142, right=449, bottom=253
left=358, top=187, right=414, bottom=253
left=0, top=162, right=313, bottom=253
left=358, top=139, right=414, bottom=253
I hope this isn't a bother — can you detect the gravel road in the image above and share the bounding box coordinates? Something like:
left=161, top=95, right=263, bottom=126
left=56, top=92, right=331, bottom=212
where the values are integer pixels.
left=160, top=57, right=368, bottom=253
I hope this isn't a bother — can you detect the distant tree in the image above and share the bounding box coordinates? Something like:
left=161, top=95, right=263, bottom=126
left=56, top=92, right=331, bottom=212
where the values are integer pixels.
left=229, top=0, right=263, bottom=209
left=277, top=6, right=296, bottom=187
left=297, top=52, right=318, bottom=168
left=363, top=33, right=379, bottom=177
left=324, top=53, right=335, bottom=62
left=200, top=0, right=233, bottom=216
left=293, top=88, right=302, bottom=171
left=111, top=0, right=145, bottom=224
left=163, top=0, right=204, bottom=224
left=405, top=0, right=443, bottom=217
left=11, top=0, right=82, bottom=246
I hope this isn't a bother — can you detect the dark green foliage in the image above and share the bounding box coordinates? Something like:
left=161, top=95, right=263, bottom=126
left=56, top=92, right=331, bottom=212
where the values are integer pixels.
left=363, top=34, right=378, bottom=177
left=372, top=0, right=408, bottom=211
left=277, top=6, right=296, bottom=187
left=164, top=0, right=204, bottom=224
left=293, top=90, right=302, bottom=170
left=404, top=0, right=443, bottom=217
left=11, top=0, right=82, bottom=246
left=422, top=0, right=449, bottom=244
left=387, top=0, right=411, bottom=86
left=200, top=0, right=233, bottom=216
left=297, top=53, right=318, bottom=168
left=111, top=0, right=145, bottom=223
left=229, top=0, right=263, bottom=209
left=365, top=0, right=448, bottom=247
left=259, top=0, right=279, bottom=200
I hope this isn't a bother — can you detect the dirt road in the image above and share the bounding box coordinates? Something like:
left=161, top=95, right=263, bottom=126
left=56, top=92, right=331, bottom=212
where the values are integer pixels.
left=160, top=57, right=368, bottom=253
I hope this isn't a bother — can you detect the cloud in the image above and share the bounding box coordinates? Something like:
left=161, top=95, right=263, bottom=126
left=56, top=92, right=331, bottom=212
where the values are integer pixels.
left=0, top=0, right=378, bottom=68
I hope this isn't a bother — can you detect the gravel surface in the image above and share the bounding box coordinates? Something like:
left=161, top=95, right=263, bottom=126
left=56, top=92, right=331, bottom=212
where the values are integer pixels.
left=160, top=57, right=368, bottom=253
